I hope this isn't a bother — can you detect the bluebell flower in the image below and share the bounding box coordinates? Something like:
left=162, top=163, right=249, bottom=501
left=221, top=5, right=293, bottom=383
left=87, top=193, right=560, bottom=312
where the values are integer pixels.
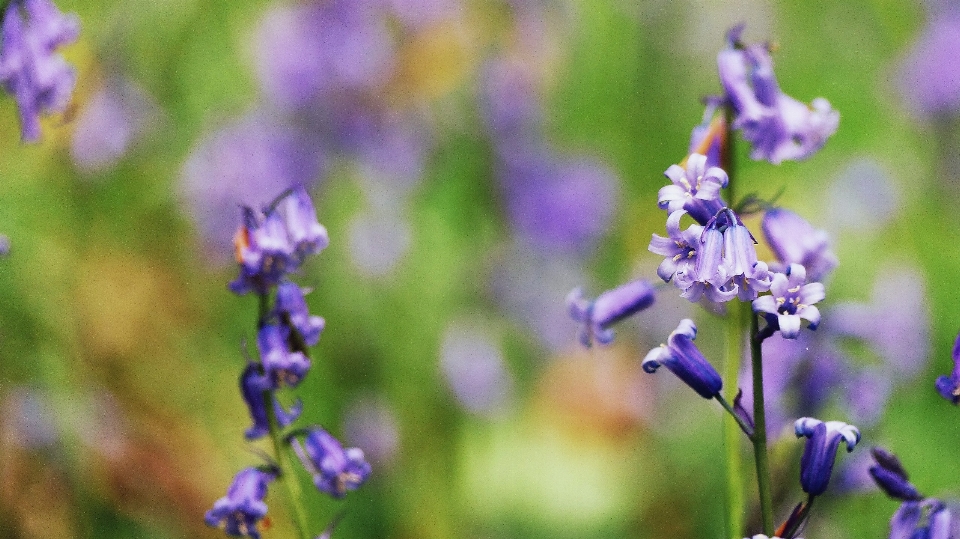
left=0, top=0, right=79, bottom=142
left=717, top=26, right=839, bottom=164
left=648, top=209, right=704, bottom=289
left=275, top=282, right=325, bottom=347
left=230, top=207, right=295, bottom=295
left=869, top=447, right=922, bottom=502
left=658, top=153, right=729, bottom=226
left=293, top=427, right=372, bottom=499
left=753, top=264, right=824, bottom=339
left=205, top=467, right=275, bottom=539
left=935, top=331, right=960, bottom=405
left=889, top=500, right=952, bottom=539
left=567, top=279, right=656, bottom=347
left=642, top=319, right=723, bottom=399
left=761, top=208, right=837, bottom=282
left=258, top=324, right=310, bottom=388
left=686, top=208, right=770, bottom=303
left=721, top=211, right=773, bottom=301
left=240, top=363, right=303, bottom=440
left=284, top=184, right=329, bottom=264
left=794, top=417, right=860, bottom=496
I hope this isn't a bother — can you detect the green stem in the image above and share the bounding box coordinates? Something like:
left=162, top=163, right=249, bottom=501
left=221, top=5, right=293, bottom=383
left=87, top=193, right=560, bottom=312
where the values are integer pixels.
left=750, top=313, right=774, bottom=535
left=723, top=301, right=746, bottom=539
left=715, top=392, right=754, bottom=442
left=268, top=400, right=312, bottom=539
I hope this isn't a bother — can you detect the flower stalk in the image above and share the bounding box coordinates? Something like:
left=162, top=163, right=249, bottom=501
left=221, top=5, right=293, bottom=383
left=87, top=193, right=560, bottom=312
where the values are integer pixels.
left=750, top=312, right=774, bottom=535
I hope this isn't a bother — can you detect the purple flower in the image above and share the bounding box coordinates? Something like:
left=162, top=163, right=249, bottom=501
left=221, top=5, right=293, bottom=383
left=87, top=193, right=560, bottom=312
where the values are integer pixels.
left=722, top=213, right=772, bottom=301
left=658, top=153, right=729, bottom=225
left=240, top=363, right=303, bottom=440
left=0, top=0, right=79, bottom=142
left=896, top=7, right=960, bottom=118
left=761, top=208, right=837, bottom=282
left=205, top=467, right=275, bottom=539
left=869, top=447, right=922, bottom=502
left=753, top=263, right=824, bottom=339
left=439, top=322, right=513, bottom=415
left=180, top=111, right=324, bottom=261
left=794, top=417, right=860, bottom=496
left=890, top=500, right=952, bottom=539
left=70, top=77, right=159, bottom=175
left=642, top=319, right=723, bottom=399
left=717, top=27, right=839, bottom=164
left=567, top=279, right=656, bottom=347
left=283, top=184, right=329, bottom=264
left=258, top=324, right=310, bottom=388
left=935, top=331, right=960, bottom=405
left=347, top=207, right=412, bottom=277
left=687, top=101, right=725, bottom=169
left=686, top=209, right=770, bottom=303
left=293, top=427, right=371, bottom=499
left=253, top=0, right=395, bottom=110
left=275, top=282, right=325, bottom=347
left=648, top=209, right=704, bottom=288
left=230, top=208, right=295, bottom=295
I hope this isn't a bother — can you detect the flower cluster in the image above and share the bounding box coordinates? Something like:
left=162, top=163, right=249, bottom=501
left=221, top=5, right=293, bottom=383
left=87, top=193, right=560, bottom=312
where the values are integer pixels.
left=0, top=0, right=79, bottom=142
left=206, top=186, right=371, bottom=539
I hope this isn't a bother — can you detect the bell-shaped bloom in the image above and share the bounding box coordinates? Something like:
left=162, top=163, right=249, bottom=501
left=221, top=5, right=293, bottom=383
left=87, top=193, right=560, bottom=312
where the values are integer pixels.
left=794, top=417, right=860, bottom=496
left=717, top=26, right=839, bottom=164
left=643, top=319, right=723, bottom=399
left=721, top=212, right=772, bottom=301
left=869, top=447, right=922, bottom=502
left=0, top=0, right=80, bottom=142
left=240, top=363, right=303, bottom=440
left=258, top=324, right=310, bottom=388
left=275, top=282, right=325, bottom=347
left=889, top=500, right=952, bottom=539
left=753, top=264, right=825, bottom=339
left=761, top=208, right=837, bottom=282
left=284, top=184, right=329, bottom=264
left=230, top=207, right=295, bottom=295
left=293, top=427, right=371, bottom=499
left=658, top=153, right=728, bottom=225
left=567, top=279, right=655, bottom=347
left=204, top=467, right=275, bottom=539
left=935, top=331, right=960, bottom=405
left=649, top=210, right=704, bottom=288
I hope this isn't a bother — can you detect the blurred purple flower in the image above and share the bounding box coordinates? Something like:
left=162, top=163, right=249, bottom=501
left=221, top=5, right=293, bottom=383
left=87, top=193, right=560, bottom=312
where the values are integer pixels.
left=499, top=146, right=619, bottom=255
left=869, top=447, right=923, bottom=502
left=387, top=0, right=461, bottom=30
left=343, top=396, right=399, bottom=467
left=180, top=111, right=324, bottom=260
left=230, top=208, right=294, bottom=295
left=478, top=57, right=542, bottom=144
left=347, top=207, right=412, bottom=277
left=830, top=266, right=929, bottom=376
left=717, top=26, right=838, bottom=164
left=440, top=322, right=513, bottom=415
left=761, top=207, right=837, bottom=282
left=70, top=77, right=159, bottom=175
left=258, top=324, right=311, bottom=388
left=825, top=159, right=900, bottom=233
left=0, top=0, right=79, bottom=142
left=567, top=279, right=655, bottom=347
left=935, top=331, right=960, bottom=405
left=896, top=6, right=960, bottom=118
left=205, top=467, right=275, bottom=539
left=275, top=282, right=325, bottom=347
left=292, top=427, right=371, bottom=499
left=253, top=0, right=395, bottom=111
left=240, top=363, right=302, bottom=440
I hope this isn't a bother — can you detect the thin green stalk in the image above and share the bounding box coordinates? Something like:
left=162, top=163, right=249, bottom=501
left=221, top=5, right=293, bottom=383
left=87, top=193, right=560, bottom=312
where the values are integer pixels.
left=716, top=391, right=753, bottom=442
left=723, top=300, right=746, bottom=539
left=268, top=408, right=312, bottom=539
left=750, top=312, right=774, bottom=535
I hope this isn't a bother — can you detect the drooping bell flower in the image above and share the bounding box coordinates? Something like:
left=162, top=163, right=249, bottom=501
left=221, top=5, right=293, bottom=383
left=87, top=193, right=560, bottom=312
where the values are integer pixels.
left=204, top=467, right=276, bottom=539
left=868, top=447, right=922, bottom=502
left=275, top=282, right=325, bottom=347
left=643, top=319, right=723, bottom=399
left=284, top=184, right=329, bottom=264
left=753, top=264, right=825, bottom=339
left=567, top=279, right=656, bottom=347
left=292, top=427, right=371, bottom=499
left=794, top=417, right=860, bottom=496
left=230, top=207, right=295, bottom=295
left=240, top=363, right=303, bottom=440
left=258, top=323, right=310, bottom=388
left=658, top=153, right=728, bottom=225
left=761, top=208, right=837, bottom=282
